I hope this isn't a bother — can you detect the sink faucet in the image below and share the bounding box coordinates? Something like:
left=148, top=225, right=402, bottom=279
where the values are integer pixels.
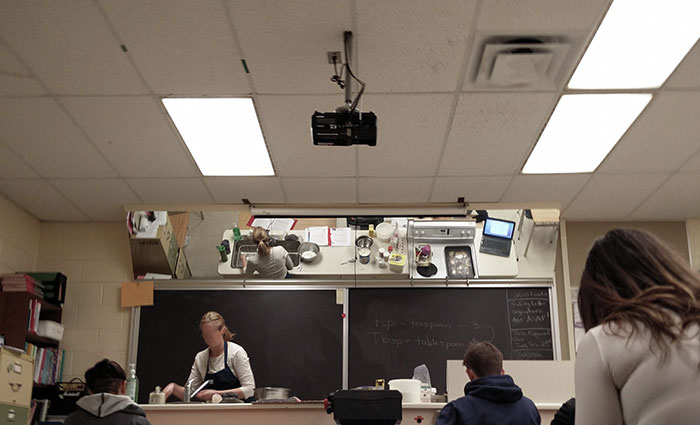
left=184, top=379, right=213, bottom=402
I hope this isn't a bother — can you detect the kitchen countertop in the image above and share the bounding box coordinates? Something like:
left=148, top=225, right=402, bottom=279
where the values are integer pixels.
left=217, top=229, right=409, bottom=278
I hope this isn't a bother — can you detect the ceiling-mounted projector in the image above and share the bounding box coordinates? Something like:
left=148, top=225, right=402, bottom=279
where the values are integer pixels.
left=312, top=110, right=377, bottom=146
left=312, top=31, right=376, bottom=147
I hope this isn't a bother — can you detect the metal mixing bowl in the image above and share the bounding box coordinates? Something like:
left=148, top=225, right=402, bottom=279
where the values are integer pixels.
left=355, top=235, right=374, bottom=249
left=299, top=241, right=320, bottom=262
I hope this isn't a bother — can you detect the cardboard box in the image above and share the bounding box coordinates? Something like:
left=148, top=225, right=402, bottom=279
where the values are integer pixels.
left=174, top=248, right=191, bottom=280
left=37, top=320, right=64, bottom=341
left=0, top=346, right=33, bottom=407
left=130, top=217, right=179, bottom=277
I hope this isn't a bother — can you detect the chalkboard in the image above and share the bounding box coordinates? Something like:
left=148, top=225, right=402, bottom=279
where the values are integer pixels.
left=348, top=287, right=553, bottom=393
left=136, top=289, right=343, bottom=403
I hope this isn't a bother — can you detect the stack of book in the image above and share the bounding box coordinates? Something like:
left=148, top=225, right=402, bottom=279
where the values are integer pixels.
left=1, top=273, right=45, bottom=297
left=25, top=343, right=65, bottom=385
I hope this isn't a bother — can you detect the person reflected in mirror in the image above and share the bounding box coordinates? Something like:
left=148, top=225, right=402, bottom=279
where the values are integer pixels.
left=240, top=227, right=293, bottom=279
left=551, top=397, right=575, bottom=425
left=576, top=228, right=700, bottom=425
left=162, top=311, right=256, bottom=402
left=64, top=359, right=151, bottom=425
left=435, top=341, right=540, bottom=425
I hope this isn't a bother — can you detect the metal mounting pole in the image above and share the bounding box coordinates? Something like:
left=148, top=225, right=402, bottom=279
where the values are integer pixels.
left=344, top=31, right=353, bottom=111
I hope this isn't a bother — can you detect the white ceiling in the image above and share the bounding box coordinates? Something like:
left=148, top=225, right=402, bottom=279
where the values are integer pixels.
left=0, top=0, right=699, bottom=221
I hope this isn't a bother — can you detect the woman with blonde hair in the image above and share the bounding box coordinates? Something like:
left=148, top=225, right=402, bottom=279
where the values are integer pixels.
left=240, top=227, right=293, bottom=279
left=163, top=311, right=256, bottom=402
left=576, top=228, right=700, bottom=425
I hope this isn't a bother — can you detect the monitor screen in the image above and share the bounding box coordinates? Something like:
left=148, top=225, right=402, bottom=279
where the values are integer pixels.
left=483, top=218, right=515, bottom=240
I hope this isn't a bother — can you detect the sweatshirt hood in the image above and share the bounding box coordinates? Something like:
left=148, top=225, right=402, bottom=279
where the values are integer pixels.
left=76, top=393, right=145, bottom=418
left=463, top=374, right=523, bottom=403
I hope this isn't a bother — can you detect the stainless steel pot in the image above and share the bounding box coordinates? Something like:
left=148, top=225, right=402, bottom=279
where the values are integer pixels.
left=254, top=387, right=292, bottom=400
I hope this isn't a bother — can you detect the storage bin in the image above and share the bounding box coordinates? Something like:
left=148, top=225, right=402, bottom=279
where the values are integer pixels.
left=37, top=320, right=64, bottom=341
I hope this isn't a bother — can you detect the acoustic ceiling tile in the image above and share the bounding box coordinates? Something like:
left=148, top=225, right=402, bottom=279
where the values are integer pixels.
left=60, top=96, right=199, bottom=178
left=500, top=174, right=589, bottom=205
left=356, top=0, right=477, bottom=92
left=126, top=178, right=214, bottom=204
left=598, top=92, right=700, bottom=173
left=665, top=41, right=700, bottom=89
left=681, top=149, right=700, bottom=172
left=477, top=0, right=610, bottom=31
left=0, top=98, right=118, bottom=178
left=563, top=174, right=669, bottom=220
left=439, top=93, right=557, bottom=176
left=256, top=95, right=356, bottom=177
left=0, top=142, right=38, bottom=179
left=281, top=178, right=356, bottom=204
left=226, top=0, right=350, bottom=94
left=99, top=0, right=250, bottom=95
left=204, top=177, right=285, bottom=204
left=52, top=179, right=140, bottom=221
left=0, top=41, right=47, bottom=95
left=430, top=176, right=512, bottom=203
left=358, top=94, right=453, bottom=177
left=628, top=174, right=700, bottom=220
left=0, top=179, right=88, bottom=221
left=358, top=177, right=431, bottom=203
left=0, top=1, right=147, bottom=95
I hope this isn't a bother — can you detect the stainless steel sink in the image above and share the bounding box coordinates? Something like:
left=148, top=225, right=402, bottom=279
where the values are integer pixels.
left=230, top=239, right=301, bottom=268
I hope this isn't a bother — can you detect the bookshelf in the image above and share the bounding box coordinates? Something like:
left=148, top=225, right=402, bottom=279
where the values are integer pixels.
left=0, top=292, right=62, bottom=349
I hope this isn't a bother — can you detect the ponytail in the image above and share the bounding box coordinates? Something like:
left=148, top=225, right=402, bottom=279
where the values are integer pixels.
left=252, top=227, right=271, bottom=256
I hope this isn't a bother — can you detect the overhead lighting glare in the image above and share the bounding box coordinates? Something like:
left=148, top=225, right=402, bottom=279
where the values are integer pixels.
left=162, top=98, right=274, bottom=176
left=568, top=0, right=700, bottom=89
left=522, top=94, right=651, bottom=174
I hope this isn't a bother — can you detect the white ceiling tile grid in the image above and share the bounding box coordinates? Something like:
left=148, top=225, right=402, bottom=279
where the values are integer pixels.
left=204, top=177, right=285, bottom=204
left=628, top=174, right=700, bottom=221
left=439, top=92, right=558, bottom=176
left=0, top=0, right=148, bottom=95
left=60, top=96, right=199, bottom=178
left=0, top=98, right=118, bottom=178
left=0, top=179, right=88, bottom=221
left=226, top=0, right=351, bottom=94
left=500, top=174, right=590, bottom=205
left=563, top=174, right=669, bottom=220
left=430, top=176, right=512, bottom=203
left=281, top=178, right=357, bottom=204
left=99, top=0, right=251, bottom=95
left=358, top=177, right=432, bottom=203
left=598, top=92, right=700, bottom=174
left=126, top=178, right=214, bottom=204
left=357, top=94, right=453, bottom=177
left=0, top=40, right=47, bottom=96
left=0, top=142, right=39, bottom=179
left=256, top=95, right=357, bottom=177
left=51, top=179, right=141, bottom=221
left=356, top=0, right=477, bottom=93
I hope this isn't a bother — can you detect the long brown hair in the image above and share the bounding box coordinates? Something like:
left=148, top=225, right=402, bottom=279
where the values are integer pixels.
left=252, top=227, right=271, bottom=256
left=578, top=228, right=700, bottom=357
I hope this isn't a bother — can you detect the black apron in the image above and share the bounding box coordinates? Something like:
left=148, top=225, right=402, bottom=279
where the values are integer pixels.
left=205, top=342, right=256, bottom=403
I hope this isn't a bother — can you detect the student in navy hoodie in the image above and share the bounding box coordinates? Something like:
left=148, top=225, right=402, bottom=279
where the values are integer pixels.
left=436, top=342, right=540, bottom=425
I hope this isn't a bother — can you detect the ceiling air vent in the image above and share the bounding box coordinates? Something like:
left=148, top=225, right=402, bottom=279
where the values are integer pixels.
left=470, top=35, right=573, bottom=90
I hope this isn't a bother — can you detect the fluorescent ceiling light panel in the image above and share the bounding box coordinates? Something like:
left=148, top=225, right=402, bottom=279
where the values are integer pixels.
left=162, top=98, right=274, bottom=176
left=569, top=0, right=700, bottom=89
left=522, top=94, right=651, bottom=174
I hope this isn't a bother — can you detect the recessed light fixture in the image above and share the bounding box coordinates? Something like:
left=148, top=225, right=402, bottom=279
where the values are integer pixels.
left=568, top=0, right=700, bottom=89
left=522, top=94, right=652, bottom=174
left=162, top=97, right=274, bottom=176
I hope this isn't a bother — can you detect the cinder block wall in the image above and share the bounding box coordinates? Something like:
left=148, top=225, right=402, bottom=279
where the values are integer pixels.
left=0, top=194, right=40, bottom=273
left=37, top=222, right=133, bottom=380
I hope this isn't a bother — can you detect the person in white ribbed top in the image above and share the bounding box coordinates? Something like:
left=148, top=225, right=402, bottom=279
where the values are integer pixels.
left=575, top=228, right=700, bottom=425
left=241, top=227, right=293, bottom=279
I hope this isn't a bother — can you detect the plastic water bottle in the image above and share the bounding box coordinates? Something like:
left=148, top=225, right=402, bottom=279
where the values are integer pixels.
left=233, top=224, right=242, bottom=241
left=126, top=363, right=139, bottom=402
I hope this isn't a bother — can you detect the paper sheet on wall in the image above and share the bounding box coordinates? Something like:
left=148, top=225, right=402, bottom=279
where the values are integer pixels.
left=121, top=281, right=154, bottom=307
left=330, top=227, right=352, bottom=246
left=306, top=226, right=330, bottom=246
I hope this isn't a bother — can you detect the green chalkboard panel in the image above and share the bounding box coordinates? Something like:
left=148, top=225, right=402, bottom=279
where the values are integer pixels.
left=136, top=289, right=343, bottom=403
left=348, top=287, right=553, bottom=393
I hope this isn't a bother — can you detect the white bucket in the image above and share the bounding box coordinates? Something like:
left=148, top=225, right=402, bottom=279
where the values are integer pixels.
left=388, top=379, right=421, bottom=403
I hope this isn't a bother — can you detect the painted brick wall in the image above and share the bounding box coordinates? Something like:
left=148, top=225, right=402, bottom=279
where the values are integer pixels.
left=0, top=193, right=40, bottom=274
left=37, top=222, right=133, bottom=380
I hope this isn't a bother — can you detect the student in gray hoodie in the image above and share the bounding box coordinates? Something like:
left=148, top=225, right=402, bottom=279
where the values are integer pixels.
left=64, top=359, right=150, bottom=425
